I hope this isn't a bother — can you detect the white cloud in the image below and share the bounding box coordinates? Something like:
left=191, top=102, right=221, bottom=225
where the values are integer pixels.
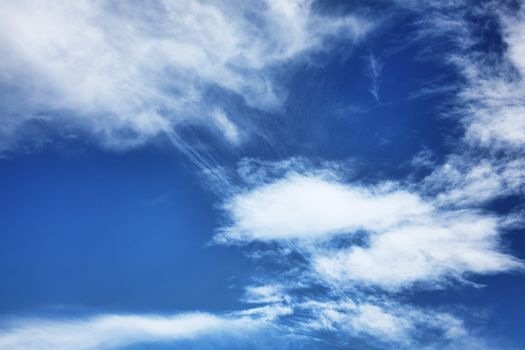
left=296, top=299, right=468, bottom=347
left=396, top=1, right=525, bottom=152
left=218, top=174, right=431, bottom=241
left=210, top=0, right=525, bottom=337
left=0, top=0, right=371, bottom=155
left=212, top=155, right=521, bottom=346
left=212, top=109, right=241, bottom=145
left=365, top=53, right=382, bottom=102
left=219, top=169, right=522, bottom=290
left=451, top=6, right=525, bottom=151
left=419, top=157, right=525, bottom=208
left=313, top=211, right=521, bottom=290
left=400, top=2, right=525, bottom=215
left=459, top=55, right=525, bottom=150
left=504, top=12, right=525, bottom=76
left=309, top=301, right=413, bottom=341
left=410, top=147, right=436, bottom=169
left=243, top=284, right=289, bottom=304
left=0, top=307, right=287, bottom=350
left=351, top=304, right=412, bottom=340
left=1, top=1, right=523, bottom=348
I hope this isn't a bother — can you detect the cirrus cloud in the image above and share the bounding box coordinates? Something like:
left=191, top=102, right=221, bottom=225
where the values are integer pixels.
left=0, top=0, right=371, bottom=156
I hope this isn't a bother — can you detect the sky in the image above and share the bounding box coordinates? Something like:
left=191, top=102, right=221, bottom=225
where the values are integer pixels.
left=0, top=0, right=525, bottom=349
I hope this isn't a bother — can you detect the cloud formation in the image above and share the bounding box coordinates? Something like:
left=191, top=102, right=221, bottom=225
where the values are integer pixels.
left=213, top=157, right=522, bottom=348
left=225, top=1, right=525, bottom=344
left=220, top=168, right=522, bottom=288
left=404, top=1, right=525, bottom=209
left=219, top=173, right=430, bottom=241
left=1, top=0, right=524, bottom=349
left=0, top=0, right=370, bottom=155
left=0, top=306, right=290, bottom=350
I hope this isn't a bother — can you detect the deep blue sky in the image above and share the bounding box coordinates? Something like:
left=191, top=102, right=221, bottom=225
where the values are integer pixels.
left=0, top=1, right=524, bottom=349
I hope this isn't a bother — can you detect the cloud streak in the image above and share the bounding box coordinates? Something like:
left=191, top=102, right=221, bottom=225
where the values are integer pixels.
left=0, top=306, right=291, bottom=350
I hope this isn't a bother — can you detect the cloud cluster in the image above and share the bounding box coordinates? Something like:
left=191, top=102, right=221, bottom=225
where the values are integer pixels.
left=1, top=0, right=524, bottom=349
left=460, top=11, right=525, bottom=150
left=209, top=2, right=525, bottom=347
left=403, top=1, right=525, bottom=209
left=314, top=210, right=519, bottom=290
left=214, top=157, right=522, bottom=347
left=0, top=0, right=369, bottom=155
left=295, top=299, right=467, bottom=346
left=219, top=165, right=522, bottom=286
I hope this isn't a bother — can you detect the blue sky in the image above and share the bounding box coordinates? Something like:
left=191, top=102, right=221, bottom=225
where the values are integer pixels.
left=0, top=1, right=525, bottom=349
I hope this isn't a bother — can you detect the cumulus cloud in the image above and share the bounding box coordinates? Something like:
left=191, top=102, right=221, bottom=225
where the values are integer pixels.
left=0, top=0, right=371, bottom=155
left=213, top=155, right=522, bottom=347
left=313, top=211, right=521, bottom=290
left=218, top=174, right=430, bottom=241
left=220, top=171, right=522, bottom=289
left=213, top=0, right=525, bottom=340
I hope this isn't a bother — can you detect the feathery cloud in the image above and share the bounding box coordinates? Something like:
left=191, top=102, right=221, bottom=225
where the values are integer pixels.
left=0, top=307, right=290, bottom=350
left=0, top=0, right=371, bottom=156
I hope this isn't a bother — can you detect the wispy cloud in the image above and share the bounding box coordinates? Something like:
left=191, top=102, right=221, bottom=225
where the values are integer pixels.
left=295, top=299, right=469, bottom=347
left=402, top=1, right=525, bottom=211
left=214, top=158, right=521, bottom=347
left=365, top=53, right=382, bottom=102
left=0, top=0, right=371, bottom=158
left=1, top=1, right=524, bottom=349
left=230, top=2, right=525, bottom=345
left=0, top=306, right=291, bottom=350
left=218, top=161, right=523, bottom=288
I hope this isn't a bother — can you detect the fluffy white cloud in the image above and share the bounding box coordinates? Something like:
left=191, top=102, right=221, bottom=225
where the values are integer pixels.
left=213, top=0, right=525, bottom=337
left=219, top=170, right=522, bottom=290
left=219, top=174, right=431, bottom=241
left=214, top=151, right=522, bottom=346
left=314, top=212, right=521, bottom=290
left=0, top=0, right=370, bottom=154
